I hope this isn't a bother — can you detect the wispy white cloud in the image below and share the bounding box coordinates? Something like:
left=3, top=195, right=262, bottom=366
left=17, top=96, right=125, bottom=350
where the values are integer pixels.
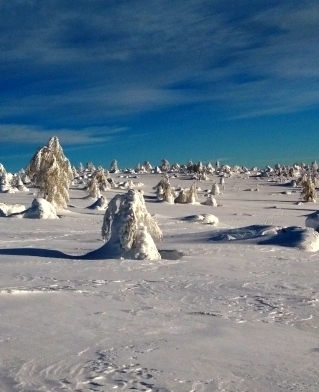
left=0, top=0, right=318, bottom=123
left=0, top=125, right=127, bottom=145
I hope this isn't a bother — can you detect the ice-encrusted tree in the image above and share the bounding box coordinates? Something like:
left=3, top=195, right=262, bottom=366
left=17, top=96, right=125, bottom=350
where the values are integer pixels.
left=0, top=163, right=6, bottom=175
left=85, top=178, right=101, bottom=199
left=110, top=159, right=119, bottom=173
left=26, top=136, right=73, bottom=208
left=174, top=183, right=198, bottom=204
left=101, top=189, right=162, bottom=259
left=301, top=176, right=317, bottom=202
left=153, top=174, right=174, bottom=203
left=160, top=159, right=170, bottom=172
left=211, top=183, right=220, bottom=195
left=85, top=168, right=110, bottom=195
left=143, top=161, right=153, bottom=172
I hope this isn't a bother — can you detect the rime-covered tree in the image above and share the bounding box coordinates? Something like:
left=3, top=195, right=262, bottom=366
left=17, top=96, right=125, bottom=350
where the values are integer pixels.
left=301, top=176, right=317, bottom=202
left=110, top=159, right=119, bottom=173
left=160, top=159, right=170, bottom=172
left=143, top=161, right=153, bottom=172
left=26, top=136, right=73, bottom=209
left=85, top=167, right=110, bottom=195
left=211, top=183, right=220, bottom=195
left=153, top=174, right=174, bottom=203
left=0, top=163, right=6, bottom=175
left=102, top=189, right=162, bottom=259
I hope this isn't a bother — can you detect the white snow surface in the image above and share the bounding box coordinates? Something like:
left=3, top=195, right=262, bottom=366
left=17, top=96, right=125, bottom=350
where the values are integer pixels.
left=1, top=174, right=319, bottom=391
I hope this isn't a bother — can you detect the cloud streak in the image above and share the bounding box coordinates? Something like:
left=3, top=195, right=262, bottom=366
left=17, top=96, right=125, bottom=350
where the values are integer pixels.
left=0, top=1, right=318, bottom=129
left=0, top=125, right=127, bottom=145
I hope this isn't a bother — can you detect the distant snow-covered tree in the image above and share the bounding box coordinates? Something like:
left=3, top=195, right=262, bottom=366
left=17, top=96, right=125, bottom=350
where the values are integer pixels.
left=212, top=183, right=220, bottom=195
left=26, top=136, right=73, bottom=209
left=86, top=162, right=95, bottom=171
left=0, top=172, right=11, bottom=192
left=110, top=159, right=119, bottom=173
left=206, top=162, right=215, bottom=174
left=153, top=174, right=174, bottom=203
left=311, top=161, right=318, bottom=172
left=85, top=167, right=110, bottom=193
left=143, top=161, right=153, bottom=172
left=175, top=183, right=198, bottom=204
left=0, top=163, right=6, bottom=175
left=301, top=176, right=317, bottom=202
left=160, top=159, right=170, bottom=172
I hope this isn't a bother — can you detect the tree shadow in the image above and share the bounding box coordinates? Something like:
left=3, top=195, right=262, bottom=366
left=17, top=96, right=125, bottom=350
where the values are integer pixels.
left=0, top=245, right=183, bottom=261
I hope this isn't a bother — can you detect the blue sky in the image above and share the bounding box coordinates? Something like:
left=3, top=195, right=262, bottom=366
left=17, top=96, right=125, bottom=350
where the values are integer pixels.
left=0, top=0, right=318, bottom=172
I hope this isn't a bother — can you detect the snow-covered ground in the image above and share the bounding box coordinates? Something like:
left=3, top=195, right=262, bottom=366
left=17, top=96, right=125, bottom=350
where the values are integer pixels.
left=1, top=173, right=319, bottom=391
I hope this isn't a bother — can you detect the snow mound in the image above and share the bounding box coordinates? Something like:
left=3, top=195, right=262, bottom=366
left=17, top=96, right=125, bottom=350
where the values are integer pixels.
left=133, top=182, right=144, bottom=187
left=296, top=228, right=319, bottom=252
left=202, top=195, right=217, bottom=206
left=305, top=211, right=319, bottom=231
left=23, top=198, right=58, bottom=219
left=210, top=225, right=319, bottom=252
left=0, top=203, right=26, bottom=217
left=202, top=214, right=219, bottom=225
left=86, top=196, right=108, bottom=210
left=183, top=214, right=219, bottom=225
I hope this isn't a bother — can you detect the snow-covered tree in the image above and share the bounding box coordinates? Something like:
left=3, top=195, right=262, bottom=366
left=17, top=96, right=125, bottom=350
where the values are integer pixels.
left=175, top=183, right=198, bottom=204
left=110, top=159, right=119, bottom=173
left=85, top=178, right=101, bottom=199
left=211, top=183, right=220, bottom=195
left=301, top=176, right=317, bottom=202
left=143, top=161, right=153, bottom=172
left=86, top=162, right=95, bottom=171
left=0, top=163, right=6, bottom=175
left=0, top=172, right=11, bottom=192
left=160, top=159, right=170, bottom=172
left=101, top=189, right=162, bottom=259
left=85, top=168, right=110, bottom=193
left=26, top=136, right=73, bottom=209
left=206, top=162, right=215, bottom=174
left=153, top=174, right=174, bottom=203
left=311, top=161, right=318, bottom=172
left=171, top=163, right=180, bottom=172
left=219, top=177, right=225, bottom=190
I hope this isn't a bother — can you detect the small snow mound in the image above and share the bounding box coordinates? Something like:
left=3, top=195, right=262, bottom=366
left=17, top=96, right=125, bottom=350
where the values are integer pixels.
left=202, top=214, right=219, bottom=225
left=305, top=211, right=319, bottom=231
left=133, top=182, right=144, bottom=187
left=87, top=196, right=108, bottom=210
left=202, top=195, right=217, bottom=206
left=0, top=203, right=26, bottom=217
left=23, top=198, right=58, bottom=219
left=184, top=214, right=219, bottom=225
left=5, top=187, right=19, bottom=193
left=297, top=228, right=319, bottom=252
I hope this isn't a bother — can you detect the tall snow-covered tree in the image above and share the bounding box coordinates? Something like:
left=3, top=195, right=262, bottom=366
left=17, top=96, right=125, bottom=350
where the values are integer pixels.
left=26, top=136, right=73, bottom=208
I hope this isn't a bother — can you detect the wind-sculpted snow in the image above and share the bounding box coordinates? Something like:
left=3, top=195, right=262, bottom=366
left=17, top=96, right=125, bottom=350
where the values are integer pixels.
left=1, top=174, right=319, bottom=391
